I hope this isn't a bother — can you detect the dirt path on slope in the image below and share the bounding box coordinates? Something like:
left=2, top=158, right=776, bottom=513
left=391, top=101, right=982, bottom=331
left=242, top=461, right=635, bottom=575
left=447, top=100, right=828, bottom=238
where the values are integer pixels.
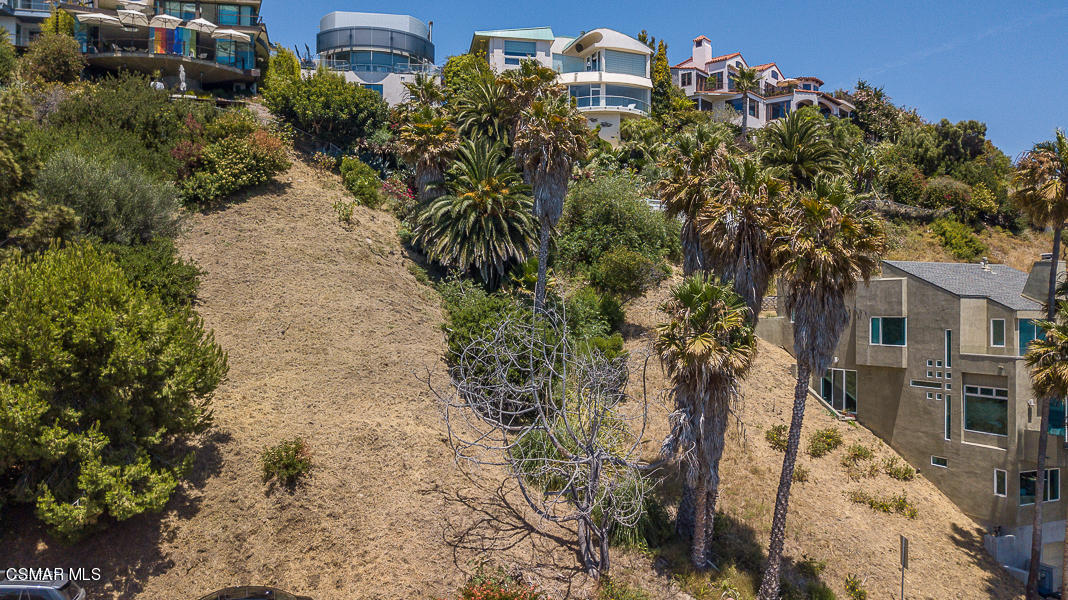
left=0, top=159, right=585, bottom=600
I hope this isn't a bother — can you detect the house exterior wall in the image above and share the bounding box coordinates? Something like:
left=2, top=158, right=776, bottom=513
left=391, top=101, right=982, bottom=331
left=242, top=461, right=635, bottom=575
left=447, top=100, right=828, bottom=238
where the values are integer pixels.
left=484, top=36, right=553, bottom=71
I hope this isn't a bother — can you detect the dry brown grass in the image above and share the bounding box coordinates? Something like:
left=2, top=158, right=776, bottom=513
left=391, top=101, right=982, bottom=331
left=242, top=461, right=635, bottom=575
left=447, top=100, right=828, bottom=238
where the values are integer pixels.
left=884, top=218, right=1051, bottom=271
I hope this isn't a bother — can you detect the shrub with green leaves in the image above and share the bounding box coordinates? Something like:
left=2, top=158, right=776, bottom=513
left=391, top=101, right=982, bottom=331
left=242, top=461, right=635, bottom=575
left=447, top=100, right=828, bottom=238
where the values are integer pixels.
left=807, top=428, right=843, bottom=458
left=845, top=574, right=867, bottom=600
left=920, top=175, right=971, bottom=211
left=340, top=156, right=382, bottom=208
left=766, top=424, right=789, bottom=452
left=458, top=567, right=543, bottom=600
left=103, top=238, right=201, bottom=309
left=0, top=244, right=227, bottom=540
left=180, top=130, right=290, bottom=207
left=566, top=285, right=624, bottom=339
left=35, top=150, right=180, bottom=244
left=598, top=578, right=651, bottom=600
left=881, top=163, right=926, bottom=206
left=930, top=218, right=986, bottom=261
left=841, top=444, right=874, bottom=466
left=261, top=438, right=312, bottom=490
left=263, top=66, right=388, bottom=147
left=0, top=28, right=15, bottom=86
left=590, top=246, right=666, bottom=302
left=18, top=32, right=86, bottom=83
left=847, top=490, right=917, bottom=519
left=881, top=456, right=916, bottom=481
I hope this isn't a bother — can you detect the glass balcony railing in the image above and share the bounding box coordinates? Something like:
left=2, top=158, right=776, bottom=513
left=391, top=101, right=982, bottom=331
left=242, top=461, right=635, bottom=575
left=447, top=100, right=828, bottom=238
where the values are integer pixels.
left=11, top=0, right=50, bottom=11
left=571, top=94, right=650, bottom=114
left=318, top=58, right=438, bottom=75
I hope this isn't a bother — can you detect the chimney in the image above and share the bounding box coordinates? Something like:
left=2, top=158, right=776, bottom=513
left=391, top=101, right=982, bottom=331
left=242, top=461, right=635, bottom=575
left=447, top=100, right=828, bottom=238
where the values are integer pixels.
left=428, top=21, right=433, bottom=42
left=693, top=35, right=712, bottom=67
left=1022, top=254, right=1067, bottom=304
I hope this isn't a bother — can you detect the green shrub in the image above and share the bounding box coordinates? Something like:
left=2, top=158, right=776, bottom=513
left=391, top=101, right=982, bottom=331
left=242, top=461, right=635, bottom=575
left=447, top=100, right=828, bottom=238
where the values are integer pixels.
left=263, top=66, right=388, bottom=147
left=566, top=285, right=623, bottom=338
left=180, top=130, right=290, bottom=207
left=920, top=176, right=971, bottom=210
left=590, top=246, right=665, bottom=302
left=35, top=150, right=180, bottom=244
left=881, top=163, right=925, bottom=205
left=844, top=574, right=867, bottom=600
left=805, top=581, right=838, bottom=600
left=0, top=243, right=227, bottom=540
left=793, top=464, right=810, bottom=483
left=204, top=106, right=260, bottom=141
left=0, top=29, right=15, bottom=86
left=340, top=156, right=383, bottom=208
left=840, top=444, right=874, bottom=466
left=458, top=567, right=543, bottom=600
left=598, top=579, right=650, bottom=600
left=847, top=490, right=917, bottom=519
left=766, top=424, right=789, bottom=452
left=807, top=428, right=843, bottom=458
left=261, top=438, right=312, bottom=490
left=333, top=199, right=355, bottom=224
left=18, top=33, right=85, bottom=83
left=103, top=238, right=201, bottom=309
left=798, top=556, right=826, bottom=579
left=930, top=218, right=986, bottom=261
left=881, top=456, right=916, bottom=481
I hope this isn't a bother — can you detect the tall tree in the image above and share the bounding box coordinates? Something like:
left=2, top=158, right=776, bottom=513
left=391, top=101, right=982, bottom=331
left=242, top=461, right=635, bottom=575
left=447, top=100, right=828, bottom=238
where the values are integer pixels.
left=1012, top=129, right=1068, bottom=600
left=650, top=40, right=673, bottom=116
left=761, top=110, right=843, bottom=189
left=513, top=91, right=589, bottom=311
left=696, top=155, right=789, bottom=319
left=756, top=177, right=884, bottom=600
left=1025, top=304, right=1068, bottom=600
left=658, top=124, right=733, bottom=275
left=732, top=67, right=760, bottom=137
left=403, top=72, right=445, bottom=106
left=0, top=28, right=15, bottom=86
left=453, top=76, right=511, bottom=143
left=412, top=138, right=536, bottom=287
left=499, top=59, right=560, bottom=143
left=395, top=105, right=460, bottom=203
left=656, top=275, right=756, bottom=569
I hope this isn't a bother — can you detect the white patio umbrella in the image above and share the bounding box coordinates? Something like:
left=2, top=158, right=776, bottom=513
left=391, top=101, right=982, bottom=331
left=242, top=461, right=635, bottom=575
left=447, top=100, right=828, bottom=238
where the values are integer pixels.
left=211, top=28, right=250, bottom=43
left=116, top=9, right=149, bottom=27
left=119, top=0, right=151, bottom=10
left=185, top=18, right=217, bottom=34
left=76, top=13, right=122, bottom=27
left=149, top=13, right=183, bottom=29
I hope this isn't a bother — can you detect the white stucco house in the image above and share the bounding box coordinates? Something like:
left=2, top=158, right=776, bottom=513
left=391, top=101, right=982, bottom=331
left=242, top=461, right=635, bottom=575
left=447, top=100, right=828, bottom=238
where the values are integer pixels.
left=671, top=35, right=854, bottom=128
left=469, top=26, right=653, bottom=144
left=0, top=0, right=50, bottom=49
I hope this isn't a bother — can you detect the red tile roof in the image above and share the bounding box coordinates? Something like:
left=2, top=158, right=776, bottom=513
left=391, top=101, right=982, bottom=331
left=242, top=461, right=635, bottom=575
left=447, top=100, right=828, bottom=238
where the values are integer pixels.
left=707, top=52, right=742, bottom=64
left=693, top=35, right=711, bottom=43
left=752, top=62, right=779, bottom=71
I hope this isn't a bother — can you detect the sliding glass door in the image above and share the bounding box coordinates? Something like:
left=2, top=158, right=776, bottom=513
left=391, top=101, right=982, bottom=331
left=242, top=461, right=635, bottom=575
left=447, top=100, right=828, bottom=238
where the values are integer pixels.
left=821, top=368, right=858, bottom=414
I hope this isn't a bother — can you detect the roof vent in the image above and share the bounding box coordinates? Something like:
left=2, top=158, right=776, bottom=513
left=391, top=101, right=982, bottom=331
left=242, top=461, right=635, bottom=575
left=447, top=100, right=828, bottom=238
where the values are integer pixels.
left=980, top=257, right=992, bottom=272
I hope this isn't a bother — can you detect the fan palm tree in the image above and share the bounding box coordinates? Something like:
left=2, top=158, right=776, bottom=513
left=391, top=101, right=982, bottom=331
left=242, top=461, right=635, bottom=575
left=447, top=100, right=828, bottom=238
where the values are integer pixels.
left=761, top=111, right=843, bottom=189
left=454, top=76, right=512, bottom=145
left=1025, top=304, right=1068, bottom=600
left=412, top=138, right=536, bottom=287
left=756, top=176, right=884, bottom=600
left=500, top=60, right=561, bottom=138
left=513, top=91, right=590, bottom=311
left=1012, top=129, right=1068, bottom=600
left=732, top=67, right=760, bottom=137
left=658, top=125, right=733, bottom=275
left=403, top=72, right=444, bottom=106
left=656, top=274, right=756, bottom=569
left=395, top=105, right=460, bottom=203
left=696, top=155, right=789, bottom=320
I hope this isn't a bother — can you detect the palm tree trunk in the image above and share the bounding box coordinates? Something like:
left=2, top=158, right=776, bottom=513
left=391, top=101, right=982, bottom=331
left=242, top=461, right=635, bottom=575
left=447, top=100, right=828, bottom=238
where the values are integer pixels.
left=691, top=471, right=709, bottom=568
left=681, top=219, right=709, bottom=276
left=757, top=363, right=810, bottom=600
left=677, top=482, right=695, bottom=538
left=534, top=218, right=551, bottom=312
left=741, top=95, right=748, bottom=136
left=1028, top=226, right=1061, bottom=599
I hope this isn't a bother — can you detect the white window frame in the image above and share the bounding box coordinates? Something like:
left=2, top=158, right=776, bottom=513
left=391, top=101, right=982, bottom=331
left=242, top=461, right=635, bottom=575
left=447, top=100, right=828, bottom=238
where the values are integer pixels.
left=931, top=456, right=948, bottom=468
left=963, top=385, right=1010, bottom=437
left=1020, top=468, right=1061, bottom=505
left=994, top=469, right=1007, bottom=497
left=991, top=319, right=1006, bottom=347
left=945, top=329, right=953, bottom=368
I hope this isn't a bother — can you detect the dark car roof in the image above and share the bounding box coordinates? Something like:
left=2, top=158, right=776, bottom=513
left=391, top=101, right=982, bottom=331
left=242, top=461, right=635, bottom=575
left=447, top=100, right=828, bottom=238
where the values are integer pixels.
left=0, top=579, right=71, bottom=588
left=197, top=586, right=311, bottom=600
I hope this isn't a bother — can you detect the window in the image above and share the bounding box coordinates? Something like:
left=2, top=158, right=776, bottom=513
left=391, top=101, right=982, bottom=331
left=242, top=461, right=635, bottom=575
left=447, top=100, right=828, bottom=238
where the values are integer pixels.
left=936, top=360, right=943, bottom=367
left=735, top=60, right=742, bottom=68
left=1021, top=469, right=1061, bottom=504
left=945, top=383, right=952, bottom=390
left=936, top=393, right=943, bottom=400
left=945, top=329, right=953, bottom=367
left=911, top=380, right=942, bottom=389
left=504, top=40, right=537, bottom=65
left=994, top=469, right=1007, bottom=496
left=585, top=51, right=601, bottom=72
left=927, top=360, right=934, bottom=367
left=1020, top=319, right=1046, bottom=352
left=771, top=71, right=779, bottom=80
left=680, top=72, right=692, bottom=87
left=945, top=372, right=952, bottom=379
left=1049, top=398, right=1066, bottom=437
left=936, top=372, right=943, bottom=379
left=710, top=72, right=723, bottom=89
left=821, top=368, right=857, bottom=413
left=870, top=317, right=906, bottom=346
left=964, top=385, right=1009, bottom=436
left=362, top=84, right=384, bottom=96
left=926, top=392, right=934, bottom=400
left=945, top=395, right=951, bottom=440
left=991, top=319, right=1006, bottom=347
left=748, top=101, right=758, bottom=117
left=926, top=370, right=934, bottom=378
left=931, top=456, right=948, bottom=468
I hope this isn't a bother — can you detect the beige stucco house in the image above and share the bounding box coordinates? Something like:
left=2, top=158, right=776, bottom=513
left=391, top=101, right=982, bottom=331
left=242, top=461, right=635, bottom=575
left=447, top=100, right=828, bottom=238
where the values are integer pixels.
left=760, top=257, right=1067, bottom=592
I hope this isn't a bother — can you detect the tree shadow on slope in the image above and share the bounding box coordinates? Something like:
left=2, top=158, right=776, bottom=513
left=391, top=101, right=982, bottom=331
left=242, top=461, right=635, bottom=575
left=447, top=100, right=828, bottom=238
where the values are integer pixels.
left=194, top=179, right=295, bottom=217
left=948, top=522, right=1023, bottom=599
left=0, top=430, right=231, bottom=600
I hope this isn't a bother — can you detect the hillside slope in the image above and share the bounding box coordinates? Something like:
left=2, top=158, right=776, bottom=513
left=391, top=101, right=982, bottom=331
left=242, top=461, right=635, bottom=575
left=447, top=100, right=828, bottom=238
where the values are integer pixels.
left=0, top=155, right=1024, bottom=600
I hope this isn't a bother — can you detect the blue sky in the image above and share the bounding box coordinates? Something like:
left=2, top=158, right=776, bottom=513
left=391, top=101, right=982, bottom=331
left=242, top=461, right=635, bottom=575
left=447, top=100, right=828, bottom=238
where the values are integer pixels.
left=262, top=0, right=1068, bottom=158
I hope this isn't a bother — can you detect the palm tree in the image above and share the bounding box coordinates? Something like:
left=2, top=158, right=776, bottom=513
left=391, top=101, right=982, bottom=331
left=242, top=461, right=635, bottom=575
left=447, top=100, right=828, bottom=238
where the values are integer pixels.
left=696, top=155, right=789, bottom=319
left=1012, top=129, right=1068, bottom=600
left=1025, top=305, right=1068, bottom=600
left=761, top=111, right=843, bottom=189
left=395, top=105, right=460, bottom=204
left=732, top=67, right=760, bottom=137
left=658, top=125, right=733, bottom=275
left=403, top=72, right=444, bottom=106
left=656, top=274, right=756, bottom=569
left=756, top=176, right=884, bottom=600
left=412, top=139, right=536, bottom=287
left=500, top=59, right=560, bottom=140
left=513, top=91, right=590, bottom=311
left=453, top=76, right=512, bottom=145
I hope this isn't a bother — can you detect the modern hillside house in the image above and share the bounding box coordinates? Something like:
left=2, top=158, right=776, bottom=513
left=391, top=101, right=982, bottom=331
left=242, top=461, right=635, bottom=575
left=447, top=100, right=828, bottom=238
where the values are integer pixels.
left=759, top=257, right=1068, bottom=594
left=58, top=1, right=269, bottom=91
left=0, top=0, right=50, bottom=49
left=671, top=35, right=853, bottom=128
left=469, top=26, right=652, bottom=144
left=316, top=11, right=436, bottom=106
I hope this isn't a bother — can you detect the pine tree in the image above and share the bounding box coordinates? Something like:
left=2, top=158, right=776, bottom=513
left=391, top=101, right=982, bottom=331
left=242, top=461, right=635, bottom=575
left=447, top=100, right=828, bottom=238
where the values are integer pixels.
left=651, top=40, right=672, bottom=116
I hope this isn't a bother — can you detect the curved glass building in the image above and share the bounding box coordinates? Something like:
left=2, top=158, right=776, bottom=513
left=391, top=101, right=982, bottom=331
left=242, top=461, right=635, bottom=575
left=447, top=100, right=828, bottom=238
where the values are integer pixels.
left=316, top=11, right=435, bottom=105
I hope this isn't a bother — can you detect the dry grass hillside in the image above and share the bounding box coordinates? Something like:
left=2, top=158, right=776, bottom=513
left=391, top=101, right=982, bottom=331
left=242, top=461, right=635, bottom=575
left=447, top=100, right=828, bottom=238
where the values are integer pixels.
left=0, top=155, right=1025, bottom=600
left=884, top=219, right=1052, bottom=271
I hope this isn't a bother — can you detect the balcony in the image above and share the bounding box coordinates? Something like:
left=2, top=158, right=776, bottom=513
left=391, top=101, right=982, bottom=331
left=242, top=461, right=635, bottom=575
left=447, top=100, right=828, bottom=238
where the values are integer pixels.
left=11, top=0, right=50, bottom=11
left=81, top=35, right=259, bottom=84
left=571, top=94, right=650, bottom=115
left=318, top=57, right=438, bottom=76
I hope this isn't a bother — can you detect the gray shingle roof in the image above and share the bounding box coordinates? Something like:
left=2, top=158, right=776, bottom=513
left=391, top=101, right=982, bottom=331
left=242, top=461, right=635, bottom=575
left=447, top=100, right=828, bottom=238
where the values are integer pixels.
left=883, top=261, right=1042, bottom=311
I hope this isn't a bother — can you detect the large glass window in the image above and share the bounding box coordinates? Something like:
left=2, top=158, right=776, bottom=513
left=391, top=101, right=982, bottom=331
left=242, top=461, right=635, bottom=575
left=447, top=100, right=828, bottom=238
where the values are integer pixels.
left=991, top=319, right=1006, bottom=347
left=159, top=1, right=196, bottom=19
left=1020, top=319, right=1046, bottom=352
left=569, top=84, right=600, bottom=108
left=603, top=49, right=647, bottom=77
left=820, top=368, right=857, bottom=413
left=870, top=317, right=906, bottom=346
left=503, top=40, right=536, bottom=66
left=963, top=385, right=1008, bottom=436
left=1021, top=469, right=1061, bottom=505
left=1049, top=398, right=1066, bottom=437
